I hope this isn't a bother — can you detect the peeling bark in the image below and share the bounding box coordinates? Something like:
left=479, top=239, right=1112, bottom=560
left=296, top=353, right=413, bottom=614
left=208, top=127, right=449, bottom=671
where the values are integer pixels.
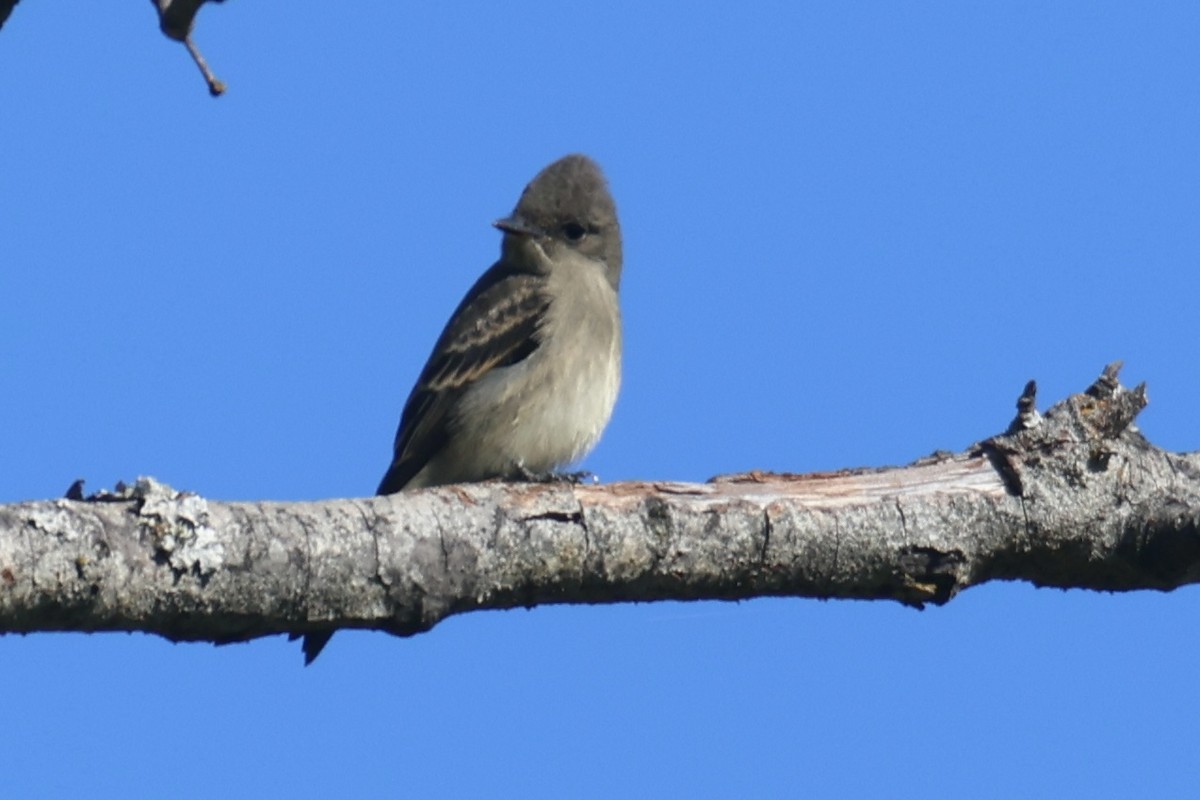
left=2, top=364, right=1198, bottom=653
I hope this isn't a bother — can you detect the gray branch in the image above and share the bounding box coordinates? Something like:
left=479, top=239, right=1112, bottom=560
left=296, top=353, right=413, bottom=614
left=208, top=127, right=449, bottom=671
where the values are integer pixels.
left=3, top=363, right=1199, bottom=649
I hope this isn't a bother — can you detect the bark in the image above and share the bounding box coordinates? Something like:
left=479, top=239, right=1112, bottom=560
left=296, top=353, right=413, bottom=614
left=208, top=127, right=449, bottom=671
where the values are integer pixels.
left=2, top=363, right=1199, bottom=649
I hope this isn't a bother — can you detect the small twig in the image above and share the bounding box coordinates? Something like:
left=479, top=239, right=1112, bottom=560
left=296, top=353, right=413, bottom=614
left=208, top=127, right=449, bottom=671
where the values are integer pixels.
left=153, top=0, right=227, bottom=97
left=1007, top=379, right=1042, bottom=433
left=184, top=35, right=225, bottom=96
left=0, top=0, right=21, bottom=33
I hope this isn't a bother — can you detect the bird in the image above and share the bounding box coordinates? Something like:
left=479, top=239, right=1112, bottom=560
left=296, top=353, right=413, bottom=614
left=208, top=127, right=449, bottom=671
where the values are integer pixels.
left=298, top=154, right=623, bottom=664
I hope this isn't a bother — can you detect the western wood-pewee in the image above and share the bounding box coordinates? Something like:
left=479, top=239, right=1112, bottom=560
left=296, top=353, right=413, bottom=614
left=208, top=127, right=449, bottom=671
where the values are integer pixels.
left=299, top=153, right=623, bottom=663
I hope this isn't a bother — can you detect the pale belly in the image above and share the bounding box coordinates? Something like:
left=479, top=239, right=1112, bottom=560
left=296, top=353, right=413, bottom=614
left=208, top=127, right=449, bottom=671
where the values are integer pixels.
left=423, top=267, right=622, bottom=484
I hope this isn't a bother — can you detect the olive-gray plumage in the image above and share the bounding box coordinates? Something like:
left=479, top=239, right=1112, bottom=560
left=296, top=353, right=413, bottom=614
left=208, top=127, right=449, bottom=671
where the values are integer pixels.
left=298, top=155, right=623, bottom=664
left=376, top=153, right=623, bottom=494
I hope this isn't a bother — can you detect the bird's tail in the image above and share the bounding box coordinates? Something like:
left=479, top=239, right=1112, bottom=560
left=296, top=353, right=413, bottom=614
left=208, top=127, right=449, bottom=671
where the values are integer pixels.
left=376, top=460, right=412, bottom=495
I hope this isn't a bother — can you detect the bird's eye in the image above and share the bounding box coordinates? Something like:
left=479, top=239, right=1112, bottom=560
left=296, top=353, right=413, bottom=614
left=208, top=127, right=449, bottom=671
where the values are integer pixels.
left=562, top=222, right=587, bottom=241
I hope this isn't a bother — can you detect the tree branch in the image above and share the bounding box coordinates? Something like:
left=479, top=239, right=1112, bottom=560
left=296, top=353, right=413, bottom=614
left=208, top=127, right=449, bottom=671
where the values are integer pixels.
left=2, top=364, right=1198, bottom=649
left=0, top=1, right=228, bottom=95
left=0, top=1, right=16, bottom=32
left=151, top=0, right=227, bottom=96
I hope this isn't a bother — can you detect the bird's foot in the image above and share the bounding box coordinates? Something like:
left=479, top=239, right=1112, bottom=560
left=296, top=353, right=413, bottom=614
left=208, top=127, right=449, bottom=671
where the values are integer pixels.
left=512, top=466, right=598, bottom=485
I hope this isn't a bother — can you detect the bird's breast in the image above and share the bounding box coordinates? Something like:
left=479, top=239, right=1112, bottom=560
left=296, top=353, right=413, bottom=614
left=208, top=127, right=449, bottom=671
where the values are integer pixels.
left=457, top=258, right=622, bottom=474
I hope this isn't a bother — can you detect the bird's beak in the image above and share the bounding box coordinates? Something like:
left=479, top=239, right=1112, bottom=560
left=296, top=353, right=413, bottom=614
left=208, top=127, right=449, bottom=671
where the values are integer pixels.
left=493, top=215, right=544, bottom=238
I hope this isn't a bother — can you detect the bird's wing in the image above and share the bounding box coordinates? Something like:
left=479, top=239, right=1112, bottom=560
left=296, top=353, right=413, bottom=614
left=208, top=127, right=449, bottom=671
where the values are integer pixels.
left=376, top=265, right=550, bottom=494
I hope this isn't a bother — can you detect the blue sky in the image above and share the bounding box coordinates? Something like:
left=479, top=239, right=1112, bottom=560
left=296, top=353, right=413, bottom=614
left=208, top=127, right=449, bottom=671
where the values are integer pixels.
left=3, top=2, right=1199, bottom=797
